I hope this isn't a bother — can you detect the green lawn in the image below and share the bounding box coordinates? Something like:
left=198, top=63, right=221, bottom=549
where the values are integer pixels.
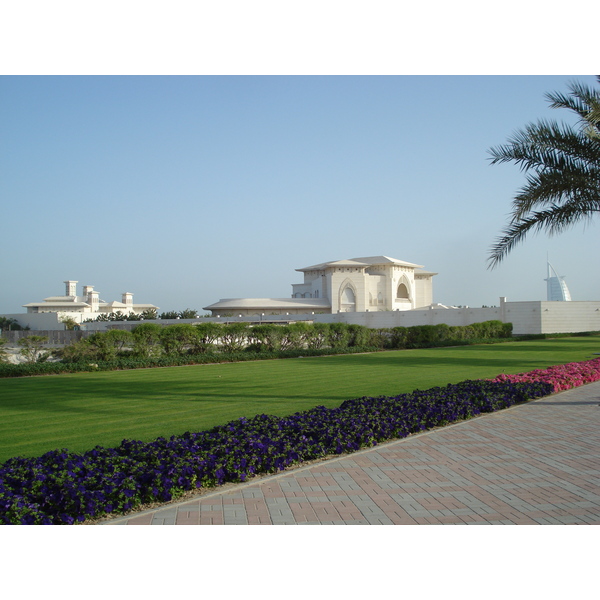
left=1, top=337, right=598, bottom=463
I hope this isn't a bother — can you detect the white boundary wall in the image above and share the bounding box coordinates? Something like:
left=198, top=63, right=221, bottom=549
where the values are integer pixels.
left=0, top=312, right=64, bottom=330
left=491, top=300, right=600, bottom=335
left=2, top=299, right=600, bottom=336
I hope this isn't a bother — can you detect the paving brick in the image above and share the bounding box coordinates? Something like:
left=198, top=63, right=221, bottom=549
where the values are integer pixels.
left=101, top=381, right=600, bottom=526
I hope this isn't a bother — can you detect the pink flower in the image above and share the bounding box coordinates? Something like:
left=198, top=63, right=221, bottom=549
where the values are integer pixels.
left=489, top=358, right=600, bottom=392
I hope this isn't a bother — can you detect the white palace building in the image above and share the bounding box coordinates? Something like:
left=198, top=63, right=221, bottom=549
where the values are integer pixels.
left=2, top=256, right=599, bottom=336
left=23, top=280, right=159, bottom=318
left=203, top=256, right=436, bottom=316
left=201, top=255, right=599, bottom=336
left=2, top=280, right=159, bottom=330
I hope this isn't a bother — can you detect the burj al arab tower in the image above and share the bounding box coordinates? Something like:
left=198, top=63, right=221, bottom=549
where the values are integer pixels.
left=545, top=261, right=572, bottom=301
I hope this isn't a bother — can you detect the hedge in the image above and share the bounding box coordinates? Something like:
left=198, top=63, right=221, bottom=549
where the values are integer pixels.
left=0, top=320, right=514, bottom=378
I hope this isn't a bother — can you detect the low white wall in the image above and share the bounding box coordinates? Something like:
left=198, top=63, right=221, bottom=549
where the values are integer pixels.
left=319, top=306, right=504, bottom=329
left=540, top=301, right=600, bottom=334
left=0, top=312, right=63, bottom=330
left=3, top=300, right=600, bottom=336
left=500, top=302, right=541, bottom=336
left=499, top=301, right=600, bottom=335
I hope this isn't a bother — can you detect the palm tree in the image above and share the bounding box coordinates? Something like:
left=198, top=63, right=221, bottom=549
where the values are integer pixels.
left=488, top=76, right=600, bottom=268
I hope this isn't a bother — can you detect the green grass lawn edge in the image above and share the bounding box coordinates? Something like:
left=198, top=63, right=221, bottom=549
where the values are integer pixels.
left=1, top=335, right=599, bottom=464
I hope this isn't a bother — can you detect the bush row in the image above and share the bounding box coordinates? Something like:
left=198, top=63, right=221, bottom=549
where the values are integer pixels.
left=0, top=378, right=552, bottom=524
left=0, top=320, right=513, bottom=378
left=0, top=346, right=382, bottom=378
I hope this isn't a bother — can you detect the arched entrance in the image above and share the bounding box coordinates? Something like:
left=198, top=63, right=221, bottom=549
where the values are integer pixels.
left=340, top=285, right=356, bottom=312
left=396, top=283, right=410, bottom=299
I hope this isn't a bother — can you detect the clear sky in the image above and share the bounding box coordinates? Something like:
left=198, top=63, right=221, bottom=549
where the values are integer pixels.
left=2, top=74, right=598, bottom=315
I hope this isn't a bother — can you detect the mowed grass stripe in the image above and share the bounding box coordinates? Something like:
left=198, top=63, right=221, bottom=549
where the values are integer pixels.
left=1, top=337, right=598, bottom=463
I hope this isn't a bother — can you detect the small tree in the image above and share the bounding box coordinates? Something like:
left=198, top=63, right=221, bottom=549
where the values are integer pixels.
left=0, top=337, right=10, bottom=363
left=131, top=323, right=163, bottom=358
left=219, top=322, right=249, bottom=353
left=85, top=332, right=120, bottom=361
left=347, top=324, right=370, bottom=347
left=140, top=309, right=158, bottom=320
left=159, top=311, right=180, bottom=320
left=328, top=322, right=350, bottom=348
left=307, top=323, right=330, bottom=349
left=249, top=324, right=283, bottom=352
left=368, top=328, right=391, bottom=349
left=288, top=322, right=313, bottom=348
left=0, top=317, right=21, bottom=331
left=103, top=329, right=133, bottom=353
left=192, top=322, right=223, bottom=353
left=279, top=323, right=307, bottom=351
left=59, top=338, right=97, bottom=363
left=388, top=327, right=408, bottom=349
left=159, top=324, right=198, bottom=355
left=125, top=313, right=142, bottom=321
left=60, top=316, right=79, bottom=331
left=18, top=335, right=50, bottom=363
left=179, top=309, right=198, bottom=319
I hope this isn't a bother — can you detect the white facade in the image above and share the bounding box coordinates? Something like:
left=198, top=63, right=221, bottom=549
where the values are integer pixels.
left=196, top=298, right=600, bottom=336
left=204, top=256, right=437, bottom=316
left=21, top=280, right=158, bottom=324
left=5, top=299, right=599, bottom=337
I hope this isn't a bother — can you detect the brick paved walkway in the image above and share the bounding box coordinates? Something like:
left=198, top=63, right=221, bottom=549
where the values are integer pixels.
left=102, top=381, right=600, bottom=525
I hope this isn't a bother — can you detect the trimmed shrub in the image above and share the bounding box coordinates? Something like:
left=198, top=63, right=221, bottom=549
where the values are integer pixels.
left=307, top=323, right=330, bottom=349
left=328, top=322, right=350, bottom=348
left=192, top=322, right=223, bottom=353
left=218, top=322, right=249, bottom=353
left=131, top=323, right=163, bottom=358
left=159, top=324, right=198, bottom=355
left=247, top=324, right=283, bottom=352
left=347, top=324, right=371, bottom=347
left=0, top=320, right=523, bottom=379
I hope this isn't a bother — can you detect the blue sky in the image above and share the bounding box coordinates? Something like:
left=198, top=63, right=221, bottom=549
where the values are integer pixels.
left=2, top=74, right=598, bottom=314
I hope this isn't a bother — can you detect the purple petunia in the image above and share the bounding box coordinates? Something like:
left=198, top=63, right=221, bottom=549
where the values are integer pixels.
left=0, top=378, right=555, bottom=525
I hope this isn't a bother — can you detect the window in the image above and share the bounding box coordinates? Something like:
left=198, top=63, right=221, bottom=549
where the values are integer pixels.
left=342, top=287, right=355, bottom=304
left=397, top=283, right=409, bottom=299
left=341, top=286, right=356, bottom=312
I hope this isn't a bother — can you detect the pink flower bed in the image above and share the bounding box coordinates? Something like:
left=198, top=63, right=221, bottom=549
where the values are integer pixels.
left=490, top=357, right=600, bottom=392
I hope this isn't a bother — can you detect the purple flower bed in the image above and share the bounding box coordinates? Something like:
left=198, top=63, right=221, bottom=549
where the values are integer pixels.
left=0, top=379, right=552, bottom=525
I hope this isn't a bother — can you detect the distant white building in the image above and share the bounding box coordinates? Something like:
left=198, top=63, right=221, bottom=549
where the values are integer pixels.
left=545, top=262, right=572, bottom=302
left=23, top=280, right=159, bottom=322
left=203, top=256, right=437, bottom=316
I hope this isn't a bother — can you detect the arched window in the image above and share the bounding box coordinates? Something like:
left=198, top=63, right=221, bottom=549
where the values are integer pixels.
left=342, top=287, right=355, bottom=303
left=397, top=283, right=410, bottom=299
left=340, top=286, right=356, bottom=312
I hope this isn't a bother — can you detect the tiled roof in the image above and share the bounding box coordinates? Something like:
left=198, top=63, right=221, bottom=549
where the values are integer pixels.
left=203, top=298, right=331, bottom=311
left=297, top=255, right=424, bottom=271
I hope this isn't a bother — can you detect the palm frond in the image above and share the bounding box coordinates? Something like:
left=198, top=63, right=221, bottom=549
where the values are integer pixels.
left=488, top=200, right=600, bottom=269
left=488, top=77, right=600, bottom=267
